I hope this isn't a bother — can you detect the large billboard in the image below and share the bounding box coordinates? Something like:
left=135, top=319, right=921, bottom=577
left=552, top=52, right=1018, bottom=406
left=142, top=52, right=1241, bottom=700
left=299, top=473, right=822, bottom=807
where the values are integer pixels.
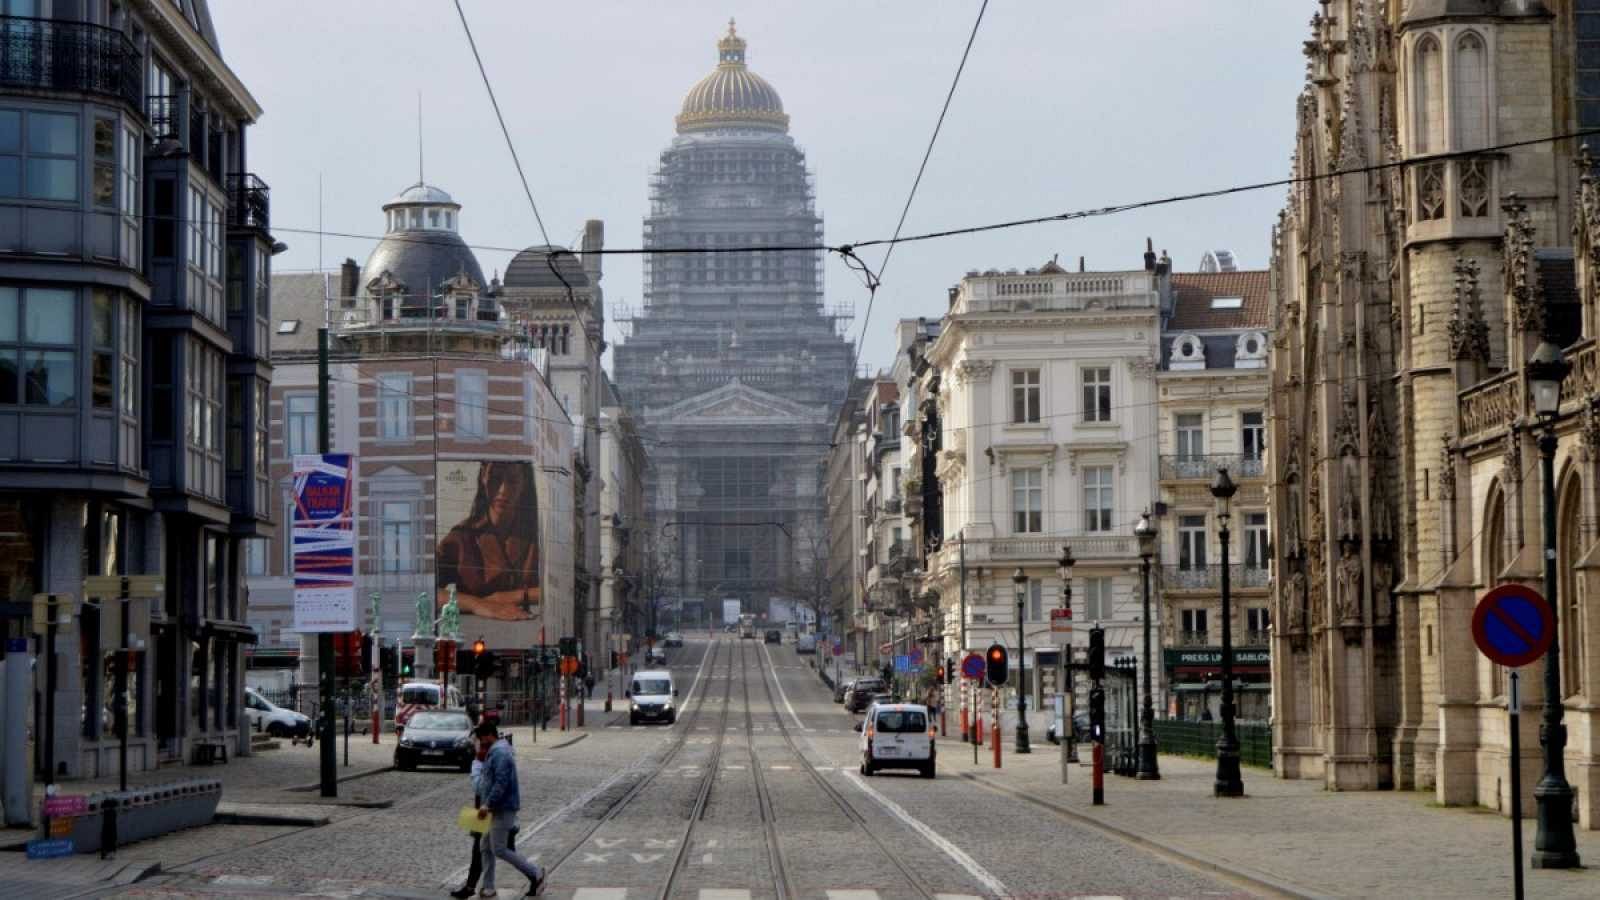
left=435, top=460, right=542, bottom=647
left=292, top=453, right=357, bottom=632
left=434, top=372, right=573, bottom=649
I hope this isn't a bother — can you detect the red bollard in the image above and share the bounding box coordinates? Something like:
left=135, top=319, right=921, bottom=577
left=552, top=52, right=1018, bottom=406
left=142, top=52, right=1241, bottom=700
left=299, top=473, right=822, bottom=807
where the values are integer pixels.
left=940, top=706, right=947, bottom=737
left=992, top=714, right=1002, bottom=769
left=975, top=716, right=985, bottom=745
left=1092, top=742, right=1105, bottom=805
left=605, top=688, right=613, bottom=713
left=960, top=706, right=969, bottom=742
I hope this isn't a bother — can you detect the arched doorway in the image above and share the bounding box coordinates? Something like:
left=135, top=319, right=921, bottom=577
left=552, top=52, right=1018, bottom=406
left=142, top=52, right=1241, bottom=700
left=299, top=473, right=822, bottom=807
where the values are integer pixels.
left=1558, top=471, right=1586, bottom=699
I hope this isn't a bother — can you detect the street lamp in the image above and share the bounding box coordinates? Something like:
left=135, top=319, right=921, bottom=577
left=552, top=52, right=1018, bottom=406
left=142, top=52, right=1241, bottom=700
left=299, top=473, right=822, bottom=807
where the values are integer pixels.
left=1012, top=567, right=1031, bottom=754
left=1527, top=339, right=1581, bottom=868
left=1134, top=510, right=1161, bottom=780
left=1057, top=544, right=1076, bottom=765
left=1210, top=466, right=1244, bottom=797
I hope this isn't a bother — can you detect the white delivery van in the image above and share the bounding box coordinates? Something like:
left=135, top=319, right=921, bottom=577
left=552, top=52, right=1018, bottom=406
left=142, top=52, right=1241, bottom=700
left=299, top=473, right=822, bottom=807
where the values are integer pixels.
left=857, top=702, right=935, bottom=778
left=394, top=681, right=464, bottom=732
left=627, top=669, right=678, bottom=725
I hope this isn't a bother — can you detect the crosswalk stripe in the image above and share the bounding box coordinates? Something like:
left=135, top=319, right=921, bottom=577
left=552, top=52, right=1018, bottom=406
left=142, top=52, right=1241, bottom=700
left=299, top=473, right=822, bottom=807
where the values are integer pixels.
left=699, top=891, right=752, bottom=900
left=572, top=890, right=629, bottom=900
left=826, top=891, right=881, bottom=900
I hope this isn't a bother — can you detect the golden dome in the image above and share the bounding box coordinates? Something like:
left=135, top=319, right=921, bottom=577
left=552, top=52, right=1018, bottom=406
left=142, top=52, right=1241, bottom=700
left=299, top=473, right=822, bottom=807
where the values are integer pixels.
left=676, top=19, right=789, bottom=134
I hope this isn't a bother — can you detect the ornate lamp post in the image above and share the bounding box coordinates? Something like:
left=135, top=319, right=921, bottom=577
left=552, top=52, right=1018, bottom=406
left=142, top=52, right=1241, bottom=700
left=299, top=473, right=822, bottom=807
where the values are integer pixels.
left=1134, top=510, right=1160, bottom=779
left=1527, top=340, right=1580, bottom=868
left=1012, top=567, right=1031, bottom=753
left=1057, top=544, right=1076, bottom=762
left=1210, top=467, right=1244, bottom=797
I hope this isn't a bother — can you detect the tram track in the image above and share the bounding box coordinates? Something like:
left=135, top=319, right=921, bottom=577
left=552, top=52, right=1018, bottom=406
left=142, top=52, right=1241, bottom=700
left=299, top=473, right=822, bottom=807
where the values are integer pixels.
left=750, top=641, right=938, bottom=900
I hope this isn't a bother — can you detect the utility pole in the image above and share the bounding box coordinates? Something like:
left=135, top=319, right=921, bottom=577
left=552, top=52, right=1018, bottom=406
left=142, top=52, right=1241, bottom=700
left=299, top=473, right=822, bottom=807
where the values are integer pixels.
left=317, top=327, right=337, bottom=798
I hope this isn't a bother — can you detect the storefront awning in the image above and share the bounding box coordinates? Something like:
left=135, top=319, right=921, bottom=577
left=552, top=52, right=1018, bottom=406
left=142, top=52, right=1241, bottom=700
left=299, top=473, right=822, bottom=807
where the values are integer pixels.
left=203, top=621, right=260, bottom=644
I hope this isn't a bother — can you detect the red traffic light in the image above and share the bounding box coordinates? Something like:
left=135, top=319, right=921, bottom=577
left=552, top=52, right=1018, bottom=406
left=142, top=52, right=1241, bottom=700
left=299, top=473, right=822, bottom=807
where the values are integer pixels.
left=472, top=639, right=486, bottom=655
left=985, top=643, right=1009, bottom=686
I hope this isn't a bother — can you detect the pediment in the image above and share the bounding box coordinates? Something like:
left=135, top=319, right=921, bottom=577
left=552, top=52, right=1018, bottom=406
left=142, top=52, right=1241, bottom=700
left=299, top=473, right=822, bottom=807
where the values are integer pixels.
left=650, top=380, right=823, bottom=425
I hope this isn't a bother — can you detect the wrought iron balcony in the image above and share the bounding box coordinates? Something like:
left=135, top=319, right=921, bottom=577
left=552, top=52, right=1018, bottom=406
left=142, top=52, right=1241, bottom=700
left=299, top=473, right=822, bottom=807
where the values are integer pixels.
left=0, top=16, right=141, bottom=110
left=1244, top=629, right=1270, bottom=646
left=882, top=496, right=902, bottom=515
left=1162, top=564, right=1271, bottom=590
left=226, top=173, right=270, bottom=230
left=146, top=92, right=182, bottom=142
left=1177, top=630, right=1210, bottom=647
left=1160, top=453, right=1265, bottom=481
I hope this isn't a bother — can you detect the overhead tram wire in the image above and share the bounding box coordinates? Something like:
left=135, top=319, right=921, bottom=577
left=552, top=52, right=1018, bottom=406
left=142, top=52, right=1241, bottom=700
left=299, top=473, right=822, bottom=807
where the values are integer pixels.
left=452, top=0, right=552, bottom=247
left=144, top=123, right=1600, bottom=273
left=851, top=0, right=989, bottom=370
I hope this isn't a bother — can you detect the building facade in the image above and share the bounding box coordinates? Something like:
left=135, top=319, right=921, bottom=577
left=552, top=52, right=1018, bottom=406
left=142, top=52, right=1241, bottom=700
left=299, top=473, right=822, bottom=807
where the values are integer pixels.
left=246, top=182, right=579, bottom=703
left=1269, top=0, right=1600, bottom=828
left=613, top=22, right=851, bottom=627
left=907, top=253, right=1168, bottom=723
left=823, top=378, right=869, bottom=662
left=597, top=377, right=648, bottom=666
left=1156, top=268, right=1273, bottom=721
left=0, top=0, right=272, bottom=778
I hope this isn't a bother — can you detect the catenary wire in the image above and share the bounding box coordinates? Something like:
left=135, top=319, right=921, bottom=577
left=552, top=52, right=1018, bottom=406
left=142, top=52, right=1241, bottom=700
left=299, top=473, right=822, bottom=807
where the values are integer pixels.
left=853, top=0, right=989, bottom=369
left=452, top=0, right=553, bottom=247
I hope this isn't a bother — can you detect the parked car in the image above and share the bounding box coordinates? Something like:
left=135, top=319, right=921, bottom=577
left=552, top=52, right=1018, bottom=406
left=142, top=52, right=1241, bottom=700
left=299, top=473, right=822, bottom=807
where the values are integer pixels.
left=662, top=631, right=684, bottom=648
left=628, top=670, right=678, bottom=725
left=845, top=678, right=888, bottom=713
left=646, top=645, right=669, bottom=665
left=763, top=629, right=782, bottom=644
left=245, top=688, right=311, bottom=739
left=856, top=702, right=935, bottom=778
left=833, top=678, right=856, bottom=704
left=795, top=634, right=818, bottom=655
left=394, top=709, right=474, bottom=771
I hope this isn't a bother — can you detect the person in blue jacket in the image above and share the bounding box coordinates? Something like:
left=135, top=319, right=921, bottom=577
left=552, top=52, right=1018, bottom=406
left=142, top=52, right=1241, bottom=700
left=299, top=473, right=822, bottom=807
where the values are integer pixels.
left=474, top=721, right=544, bottom=896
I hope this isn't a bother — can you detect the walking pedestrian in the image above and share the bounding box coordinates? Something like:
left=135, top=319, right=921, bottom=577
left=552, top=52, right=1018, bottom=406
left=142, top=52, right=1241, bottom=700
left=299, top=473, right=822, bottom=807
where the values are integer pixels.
left=584, top=673, right=595, bottom=699
left=474, top=721, right=544, bottom=897
left=450, top=740, right=492, bottom=899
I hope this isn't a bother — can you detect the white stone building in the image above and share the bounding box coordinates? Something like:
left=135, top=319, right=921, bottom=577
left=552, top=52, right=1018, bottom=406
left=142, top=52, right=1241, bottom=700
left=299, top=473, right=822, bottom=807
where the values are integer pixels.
left=907, top=252, right=1169, bottom=727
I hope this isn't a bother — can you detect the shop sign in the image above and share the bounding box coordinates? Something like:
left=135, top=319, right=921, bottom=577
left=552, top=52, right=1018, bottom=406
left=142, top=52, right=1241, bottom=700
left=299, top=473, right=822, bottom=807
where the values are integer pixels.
left=1163, top=647, right=1270, bottom=668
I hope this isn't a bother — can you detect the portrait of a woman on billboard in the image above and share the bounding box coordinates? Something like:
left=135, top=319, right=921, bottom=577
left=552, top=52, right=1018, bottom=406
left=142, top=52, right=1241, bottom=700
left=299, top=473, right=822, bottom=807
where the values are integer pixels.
left=436, top=461, right=540, bottom=620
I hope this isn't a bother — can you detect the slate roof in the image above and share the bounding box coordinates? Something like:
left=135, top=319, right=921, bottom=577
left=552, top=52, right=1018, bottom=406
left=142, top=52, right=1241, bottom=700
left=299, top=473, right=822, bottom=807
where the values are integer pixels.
left=268, top=273, right=327, bottom=356
left=358, top=229, right=486, bottom=297
left=504, top=244, right=591, bottom=289
left=1167, top=271, right=1272, bottom=331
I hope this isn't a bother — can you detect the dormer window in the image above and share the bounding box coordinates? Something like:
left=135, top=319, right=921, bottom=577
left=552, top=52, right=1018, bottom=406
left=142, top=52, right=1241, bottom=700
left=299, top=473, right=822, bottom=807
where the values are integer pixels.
left=1171, top=333, right=1205, bottom=370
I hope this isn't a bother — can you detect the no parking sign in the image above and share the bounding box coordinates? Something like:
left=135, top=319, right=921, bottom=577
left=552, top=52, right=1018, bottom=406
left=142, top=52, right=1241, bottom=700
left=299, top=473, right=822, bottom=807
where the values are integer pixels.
left=1471, top=584, right=1555, bottom=669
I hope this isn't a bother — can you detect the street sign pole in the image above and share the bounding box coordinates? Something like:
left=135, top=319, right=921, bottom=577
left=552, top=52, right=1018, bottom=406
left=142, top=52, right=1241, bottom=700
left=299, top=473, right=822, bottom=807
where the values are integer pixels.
left=316, top=327, right=336, bottom=799
left=1509, top=671, right=1524, bottom=900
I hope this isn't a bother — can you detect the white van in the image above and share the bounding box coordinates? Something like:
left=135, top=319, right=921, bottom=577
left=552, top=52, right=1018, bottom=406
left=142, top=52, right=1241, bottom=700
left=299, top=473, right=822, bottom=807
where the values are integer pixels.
left=394, top=681, right=463, bottom=732
left=857, top=702, right=935, bottom=778
left=627, top=669, right=678, bottom=726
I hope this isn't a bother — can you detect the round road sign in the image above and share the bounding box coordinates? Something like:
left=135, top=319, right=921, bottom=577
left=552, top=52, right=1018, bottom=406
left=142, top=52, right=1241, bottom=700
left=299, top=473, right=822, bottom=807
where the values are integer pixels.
left=960, top=652, right=985, bottom=680
left=1471, top=584, right=1556, bottom=669
left=831, top=640, right=844, bottom=657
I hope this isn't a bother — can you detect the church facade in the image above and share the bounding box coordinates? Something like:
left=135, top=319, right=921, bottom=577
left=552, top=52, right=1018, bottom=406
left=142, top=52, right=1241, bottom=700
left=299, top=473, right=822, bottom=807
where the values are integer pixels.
left=613, top=23, right=851, bottom=624
left=1269, top=0, right=1600, bottom=828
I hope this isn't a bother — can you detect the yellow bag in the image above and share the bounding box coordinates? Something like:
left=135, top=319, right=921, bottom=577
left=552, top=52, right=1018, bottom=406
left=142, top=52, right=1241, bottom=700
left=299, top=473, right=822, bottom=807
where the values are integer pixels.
left=457, top=806, right=490, bottom=834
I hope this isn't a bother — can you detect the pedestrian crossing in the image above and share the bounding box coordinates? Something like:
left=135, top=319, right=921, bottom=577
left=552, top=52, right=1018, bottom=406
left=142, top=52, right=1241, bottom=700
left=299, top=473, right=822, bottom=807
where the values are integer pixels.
left=563, top=883, right=985, bottom=890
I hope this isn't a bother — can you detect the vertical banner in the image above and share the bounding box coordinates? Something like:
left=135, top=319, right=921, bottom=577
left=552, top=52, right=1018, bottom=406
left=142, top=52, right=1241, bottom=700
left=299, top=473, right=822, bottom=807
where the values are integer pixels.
left=436, top=460, right=544, bottom=649
left=292, top=453, right=357, bottom=632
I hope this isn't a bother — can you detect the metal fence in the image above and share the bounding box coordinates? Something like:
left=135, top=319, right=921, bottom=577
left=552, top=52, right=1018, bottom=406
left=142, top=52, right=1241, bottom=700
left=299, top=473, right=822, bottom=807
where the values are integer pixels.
left=1151, top=718, right=1273, bottom=768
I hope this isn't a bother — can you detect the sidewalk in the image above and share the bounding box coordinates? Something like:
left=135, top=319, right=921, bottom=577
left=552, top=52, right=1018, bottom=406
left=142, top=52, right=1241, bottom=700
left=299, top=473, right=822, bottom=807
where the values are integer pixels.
left=952, top=745, right=1600, bottom=898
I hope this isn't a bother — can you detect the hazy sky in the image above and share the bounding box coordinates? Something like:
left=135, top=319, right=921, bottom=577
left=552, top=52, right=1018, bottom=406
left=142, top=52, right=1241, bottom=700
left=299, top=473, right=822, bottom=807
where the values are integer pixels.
left=212, top=1, right=1308, bottom=374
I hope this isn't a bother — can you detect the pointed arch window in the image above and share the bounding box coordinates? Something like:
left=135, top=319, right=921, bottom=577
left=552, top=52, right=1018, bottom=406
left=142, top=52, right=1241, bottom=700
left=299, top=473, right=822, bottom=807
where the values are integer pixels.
left=1453, top=32, right=1488, bottom=151
left=1484, top=484, right=1509, bottom=696
left=1415, top=36, right=1444, bottom=154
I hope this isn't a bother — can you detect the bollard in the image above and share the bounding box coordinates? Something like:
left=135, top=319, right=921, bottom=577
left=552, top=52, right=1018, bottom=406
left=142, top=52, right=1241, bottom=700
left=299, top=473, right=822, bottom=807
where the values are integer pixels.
left=577, top=698, right=585, bottom=728
left=100, top=796, right=118, bottom=859
left=940, top=706, right=946, bottom=737
left=960, top=705, right=969, bottom=743
left=975, top=716, right=984, bottom=745
left=605, top=688, right=613, bottom=713
left=1092, top=741, right=1105, bottom=805
left=991, top=710, right=1002, bottom=769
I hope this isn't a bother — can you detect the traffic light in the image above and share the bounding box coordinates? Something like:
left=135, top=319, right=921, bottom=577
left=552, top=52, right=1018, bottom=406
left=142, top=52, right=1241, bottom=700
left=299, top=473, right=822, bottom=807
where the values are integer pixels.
left=360, top=633, right=374, bottom=677
left=1088, top=627, right=1106, bottom=681
left=936, top=664, right=946, bottom=683
left=380, top=645, right=397, bottom=679
left=1088, top=686, right=1106, bottom=742
left=985, top=643, right=1008, bottom=686
left=946, top=657, right=956, bottom=685
left=475, top=649, right=495, bottom=680
left=610, top=650, right=619, bottom=669
left=559, top=636, right=578, bottom=658
left=472, top=638, right=486, bottom=655
left=401, top=651, right=413, bottom=677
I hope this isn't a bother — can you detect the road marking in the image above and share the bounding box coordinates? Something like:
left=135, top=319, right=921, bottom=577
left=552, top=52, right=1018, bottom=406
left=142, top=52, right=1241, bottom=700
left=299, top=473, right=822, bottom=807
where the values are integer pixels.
left=572, top=890, right=628, bottom=900
left=213, top=876, right=274, bottom=886
left=596, top=837, right=626, bottom=848
left=827, top=892, right=882, bottom=900
left=769, top=765, right=793, bottom=771
left=724, top=764, right=745, bottom=770
left=935, top=895, right=986, bottom=900
left=702, top=852, right=715, bottom=864
left=581, top=852, right=612, bottom=863
left=699, top=891, right=752, bottom=900
left=843, top=771, right=1010, bottom=899
left=630, top=853, right=664, bottom=863
left=760, top=642, right=805, bottom=730
left=814, top=766, right=834, bottom=771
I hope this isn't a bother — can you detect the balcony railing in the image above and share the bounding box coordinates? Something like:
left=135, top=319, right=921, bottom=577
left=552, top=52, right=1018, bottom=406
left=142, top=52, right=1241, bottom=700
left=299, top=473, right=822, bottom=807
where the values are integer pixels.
left=882, top=496, right=902, bottom=515
left=1162, top=564, right=1271, bottom=590
left=226, top=173, right=270, bottom=230
left=0, top=16, right=142, bottom=110
left=146, top=91, right=182, bottom=142
left=1244, top=629, right=1270, bottom=646
left=1177, top=630, right=1210, bottom=647
left=1160, top=453, right=1265, bottom=481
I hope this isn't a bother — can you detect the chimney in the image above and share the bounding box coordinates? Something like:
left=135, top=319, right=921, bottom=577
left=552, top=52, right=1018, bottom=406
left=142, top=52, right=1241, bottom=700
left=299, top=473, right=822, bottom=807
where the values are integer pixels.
left=1143, top=237, right=1157, bottom=272
left=581, top=219, right=604, bottom=281
left=1078, top=256, right=1085, bottom=273
left=339, top=258, right=360, bottom=299
left=947, top=286, right=959, bottom=308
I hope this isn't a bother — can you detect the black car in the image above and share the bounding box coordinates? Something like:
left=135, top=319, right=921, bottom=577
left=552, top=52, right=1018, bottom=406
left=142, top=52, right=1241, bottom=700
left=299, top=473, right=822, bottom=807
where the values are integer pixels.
left=845, top=678, right=888, bottom=713
left=763, top=629, right=782, bottom=644
left=394, top=710, right=474, bottom=771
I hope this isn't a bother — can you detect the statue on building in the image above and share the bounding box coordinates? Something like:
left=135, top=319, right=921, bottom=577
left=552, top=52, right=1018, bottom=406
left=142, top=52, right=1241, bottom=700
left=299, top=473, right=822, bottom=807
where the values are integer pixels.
left=1336, top=543, right=1364, bottom=626
left=1287, top=569, right=1309, bottom=635
left=440, top=584, right=461, bottom=640
left=413, top=591, right=432, bottom=639
left=1371, top=558, right=1394, bottom=628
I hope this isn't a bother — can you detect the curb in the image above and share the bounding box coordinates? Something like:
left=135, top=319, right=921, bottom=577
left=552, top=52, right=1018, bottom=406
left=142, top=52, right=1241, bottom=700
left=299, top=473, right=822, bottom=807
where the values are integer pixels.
left=955, top=771, right=1319, bottom=900
left=212, top=809, right=332, bottom=827
left=285, top=764, right=394, bottom=793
